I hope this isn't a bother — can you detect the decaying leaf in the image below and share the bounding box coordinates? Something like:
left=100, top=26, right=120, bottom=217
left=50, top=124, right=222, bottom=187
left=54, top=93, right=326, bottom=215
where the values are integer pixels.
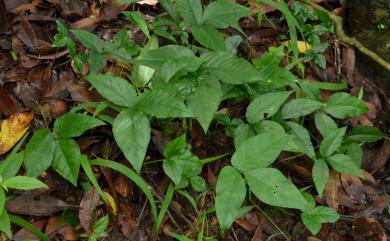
left=137, top=0, right=158, bottom=5
left=6, top=194, right=77, bottom=216
left=0, top=112, right=33, bottom=154
left=79, top=188, right=100, bottom=233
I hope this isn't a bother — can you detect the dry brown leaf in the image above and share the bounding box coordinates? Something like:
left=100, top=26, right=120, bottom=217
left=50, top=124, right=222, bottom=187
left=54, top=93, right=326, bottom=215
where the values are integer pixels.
left=6, top=194, right=77, bottom=216
left=0, top=85, right=20, bottom=115
left=0, top=112, right=33, bottom=154
left=114, top=175, right=133, bottom=198
left=79, top=188, right=100, bottom=233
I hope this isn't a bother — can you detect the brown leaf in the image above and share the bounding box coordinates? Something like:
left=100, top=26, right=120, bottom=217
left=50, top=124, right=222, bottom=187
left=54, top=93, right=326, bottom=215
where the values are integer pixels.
left=342, top=47, right=355, bottom=73
left=14, top=219, right=47, bottom=241
left=0, top=85, right=20, bottom=115
left=16, top=16, right=39, bottom=48
left=118, top=202, right=138, bottom=239
left=6, top=194, right=77, bottom=216
left=45, top=215, right=78, bottom=241
left=0, top=112, right=33, bottom=154
left=114, top=175, right=133, bottom=198
left=79, top=188, right=100, bottom=233
left=323, top=171, right=341, bottom=210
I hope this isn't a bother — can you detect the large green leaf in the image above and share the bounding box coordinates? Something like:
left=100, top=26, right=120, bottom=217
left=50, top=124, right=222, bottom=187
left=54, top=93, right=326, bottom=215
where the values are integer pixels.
left=192, top=25, right=226, bottom=51
left=187, top=83, right=222, bottom=132
left=257, top=66, right=297, bottom=88
left=162, top=135, right=203, bottom=188
left=70, top=30, right=104, bottom=52
left=281, top=98, right=323, bottom=119
left=319, top=127, right=346, bottom=158
left=202, top=0, right=249, bottom=29
left=327, top=154, right=363, bottom=177
left=232, top=131, right=286, bottom=172
left=3, top=176, right=47, bottom=190
left=216, top=166, right=246, bottom=231
left=54, top=112, right=105, bottom=138
left=85, top=74, right=136, bottom=107
left=312, top=159, right=329, bottom=197
left=23, top=128, right=56, bottom=177
left=233, top=124, right=255, bottom=148
left=52, top=139, right=81, bottom=186
left=245, top=168, right=306, bottom=209
left=346, top=126, right=384, bottom=143
left=134, top=90, right=192, bottom=118
left=200, top=51, right=261, bottom=84
left=246, top=91, right=292, bottom=123
left=135, top=45, right=194, bottom=69
left=286, top=122, right=315, bottom=159
left=324, top=93, right=368, bottom=119
left=176, top=0, right=203, bottom=26
left=113, top=110, right=150, bottom=173
left=0, top=152, right=23, bottom=181
left=314, top=111, right=337, bottom=137
left=159, top=56, right=204, bottom=82
left=346, top=143, right=363, bottom=167
left=301, top=206, right=339, bottom=235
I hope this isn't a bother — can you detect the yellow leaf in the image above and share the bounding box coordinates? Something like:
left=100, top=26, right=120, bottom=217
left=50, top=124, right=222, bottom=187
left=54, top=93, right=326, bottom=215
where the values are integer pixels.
left=103, top=192, right=117, bottom=215
left=283, top=40, right=312, bottom=53
left=0, top=112, right=33, bottom=154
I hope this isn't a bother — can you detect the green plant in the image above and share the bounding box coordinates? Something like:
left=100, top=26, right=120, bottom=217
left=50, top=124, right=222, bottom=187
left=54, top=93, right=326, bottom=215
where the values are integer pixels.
left=19, top=0, right=385, bottom=238
left=80, top=215, right=109, bottom=241
left=0, top=138, right=49, bottom=239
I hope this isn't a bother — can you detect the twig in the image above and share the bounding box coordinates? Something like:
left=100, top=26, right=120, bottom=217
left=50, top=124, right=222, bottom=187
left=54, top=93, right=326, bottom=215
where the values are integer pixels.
left=299, top=0, right=390, bottom=72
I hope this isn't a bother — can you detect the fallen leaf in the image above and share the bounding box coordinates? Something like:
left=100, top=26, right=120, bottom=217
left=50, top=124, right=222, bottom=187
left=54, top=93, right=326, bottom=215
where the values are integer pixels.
left=283, top=40, right=312, bottom=53
left=0, top=112, right=33, bottom=154
left=45, top=215, right=78, bottom=241
left=79, top=188, right=100, bottom=233
left=0, top=85, right=20, bottom=115
left=104, top=191, right=117, bottom=215
left=6, top=194, right=77, bottom=216
left=118, top=202, right=138, bottom=239
left=114, top=174, right=133, bottom=198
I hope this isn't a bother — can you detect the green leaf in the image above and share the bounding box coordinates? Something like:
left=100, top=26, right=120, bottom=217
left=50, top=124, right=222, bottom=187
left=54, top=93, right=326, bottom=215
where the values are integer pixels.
left=245, top=168, right=307, bottom=209
left=187, top=83, right=222, bottom=132
left=225, top=35, right=242, bottom=55
left=23, top=128, right=56, bottom=177
left=0, top=189, right=5, bottom=215
left=52, top=139, right=81, bottom=186
left=200, top=51, right=261, bottom=84
left=54, top=112, right=105, bottom=138
left=0, top=152, right=23, bottom=181
left=346, top=126, right=385, bottom=143
left=163, top=135, right=203, bottom=188
left=319, top=127, right=346, bottom=157
left=232, top=131, right=286, bottom=172
left=113, top=110, right=150, bottom=173
left=156, top=183, right=175, bottom=231
left=88, top=51, right=106, bottom=74
left=123, top=11, right=150, bottom=38
left=281, top=98, right=323, bottom=119
left=176, top=0, right=203, bottom=26
left=70, top=30, right=104, bottom=52
left=314, top=111, right=337, bottom=137
left=324, top=93, right=368, bottom=119
left=246, top=91, right=292, bottom=123
left=159, top=56, right=204, bottom=82
left=301, top=206, right=339, bottom=235
left=257, top=66, right=297, bottom=88
left=134, top=90, right=192, bottom=118
left=327, top=154, right=363, bottom=177
left=347, top=143, right=363, bottom=167
left=253, top=45, right=284, bottom=66
left=192, top=26, right=226, bottom=51
left=312, top=159, right=329, bottom=196
left=0, top=210, right=11, bottom=238
left=9, top=214, right=50, bottom=241
left=286, top=122, right=315, bottom=159
left=203, top=0, right=250, bottom=29
left=85, top=74, right=136, bottom=107
left=4, top=176, right=47, bottom=190
left=92, top=215, right=109, bottom=234
left=135, top=45, right=194, bottom=69
left=190, top=176, right=207, bottom=192
left=216, top=166, right=246, bottom=231
left=233, top=124, right=255, bottom=148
